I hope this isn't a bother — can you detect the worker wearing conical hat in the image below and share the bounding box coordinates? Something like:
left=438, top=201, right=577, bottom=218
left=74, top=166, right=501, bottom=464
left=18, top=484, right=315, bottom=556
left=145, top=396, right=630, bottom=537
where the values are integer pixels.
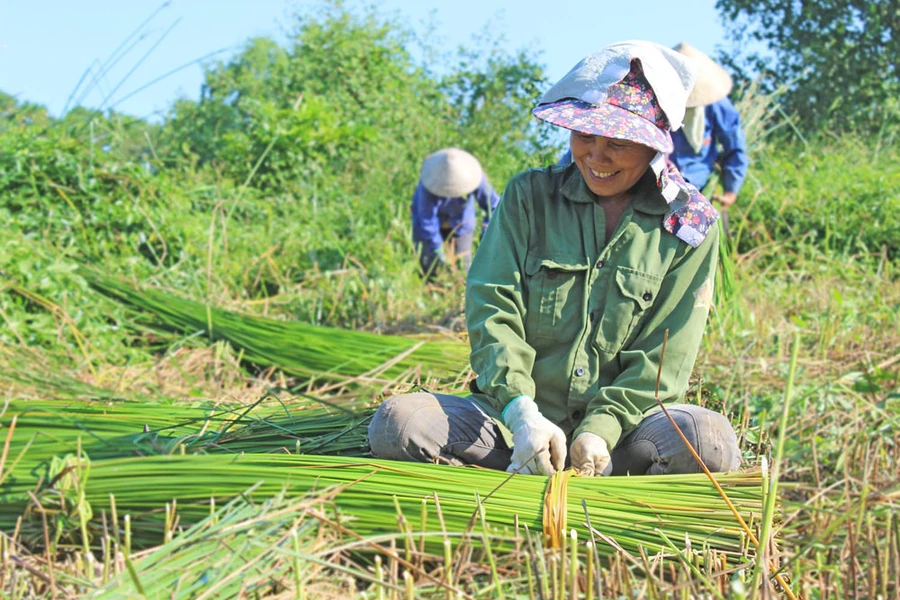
left=412, top=148, right=500, bottom=278
left=669, top=42, right=749, bottom=211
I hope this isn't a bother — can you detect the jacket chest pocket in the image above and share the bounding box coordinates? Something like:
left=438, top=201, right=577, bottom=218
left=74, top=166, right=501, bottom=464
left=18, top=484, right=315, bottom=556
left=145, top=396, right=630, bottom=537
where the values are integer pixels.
left=595, top=267, right=663, bottom=354
left=524, top=256, right=589, bottom=343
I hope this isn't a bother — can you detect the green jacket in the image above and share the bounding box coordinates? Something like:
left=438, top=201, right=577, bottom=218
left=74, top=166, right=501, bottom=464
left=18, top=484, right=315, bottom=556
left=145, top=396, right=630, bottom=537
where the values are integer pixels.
left=465, top=163, right=718, bottom=450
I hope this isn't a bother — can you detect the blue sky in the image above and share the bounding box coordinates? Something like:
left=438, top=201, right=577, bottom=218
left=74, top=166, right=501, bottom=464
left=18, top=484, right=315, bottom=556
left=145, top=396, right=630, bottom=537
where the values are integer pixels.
left=1, top=1, right=729, bottom=120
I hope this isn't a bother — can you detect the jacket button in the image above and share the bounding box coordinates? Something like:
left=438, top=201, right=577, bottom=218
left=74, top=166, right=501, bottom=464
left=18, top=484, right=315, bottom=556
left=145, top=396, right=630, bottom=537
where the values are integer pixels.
left=642, top=292, right=652, bottom=301
left=575, top=367, right=585, bottom=376
left=572, top=410, right=583, bottom=420
left=596, top=260, right=605, bottom=268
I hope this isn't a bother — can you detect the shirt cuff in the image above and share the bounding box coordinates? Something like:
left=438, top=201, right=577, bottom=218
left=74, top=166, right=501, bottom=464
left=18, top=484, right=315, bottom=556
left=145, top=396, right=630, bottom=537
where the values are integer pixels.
left=501, top=395, right=532, bottom=420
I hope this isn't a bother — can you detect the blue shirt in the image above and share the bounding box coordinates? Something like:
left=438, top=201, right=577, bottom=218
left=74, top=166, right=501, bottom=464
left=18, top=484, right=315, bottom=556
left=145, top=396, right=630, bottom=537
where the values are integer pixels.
left=411, top=174, right=501, bottom=254
left=670, top=98, right=749, bottom=194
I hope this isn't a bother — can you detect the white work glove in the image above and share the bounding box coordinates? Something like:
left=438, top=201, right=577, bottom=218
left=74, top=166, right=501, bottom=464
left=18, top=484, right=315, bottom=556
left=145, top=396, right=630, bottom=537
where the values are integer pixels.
left=570, top=432, right=613, bottom=476
left=503, top=396, right=567, bottom=476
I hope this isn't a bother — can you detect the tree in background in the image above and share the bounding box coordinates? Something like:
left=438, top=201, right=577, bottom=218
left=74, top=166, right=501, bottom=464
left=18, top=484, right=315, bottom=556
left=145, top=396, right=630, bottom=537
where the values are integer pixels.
left=159, top=2, right=551, bottom=197
left=715, top=0, right=899, bottom=133
left=441, top=32, right=559, bottom=182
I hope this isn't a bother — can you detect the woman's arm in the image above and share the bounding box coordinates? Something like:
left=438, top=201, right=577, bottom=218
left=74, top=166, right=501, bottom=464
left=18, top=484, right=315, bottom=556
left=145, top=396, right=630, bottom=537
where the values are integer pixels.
left=465, top=176, right=537, bottom=412
left=411, top=182, right=445, bottom=258
left=473, top=175, right=501, bottom=234
left=712, top=99, right=749, bottom=195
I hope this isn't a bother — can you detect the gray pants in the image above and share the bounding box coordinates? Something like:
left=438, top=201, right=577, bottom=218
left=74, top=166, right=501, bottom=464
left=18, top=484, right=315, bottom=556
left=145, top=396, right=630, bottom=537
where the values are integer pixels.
left=368, top=392, right=741, bottom=475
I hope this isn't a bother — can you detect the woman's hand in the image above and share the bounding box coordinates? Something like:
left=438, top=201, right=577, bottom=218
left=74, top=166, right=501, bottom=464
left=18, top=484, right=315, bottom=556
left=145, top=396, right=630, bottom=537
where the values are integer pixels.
left=712, top=191, right=737, bottom=208
left=503, top=396, right=567, bottom=475
left=570, top=432, right=613, bottom=476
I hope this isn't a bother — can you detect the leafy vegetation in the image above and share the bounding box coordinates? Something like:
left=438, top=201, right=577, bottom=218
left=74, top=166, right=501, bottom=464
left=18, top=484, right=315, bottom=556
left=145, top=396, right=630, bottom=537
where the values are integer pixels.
left=716, top=0, right=900, bottom=133
left=731, top=135, right=900, bottom=260
left=1, top=1, right=898, bottom=598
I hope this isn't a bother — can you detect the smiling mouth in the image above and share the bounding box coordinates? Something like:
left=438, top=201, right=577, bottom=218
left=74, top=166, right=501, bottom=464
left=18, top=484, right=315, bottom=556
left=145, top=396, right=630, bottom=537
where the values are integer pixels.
left=589, top=168, right=618, bottom=179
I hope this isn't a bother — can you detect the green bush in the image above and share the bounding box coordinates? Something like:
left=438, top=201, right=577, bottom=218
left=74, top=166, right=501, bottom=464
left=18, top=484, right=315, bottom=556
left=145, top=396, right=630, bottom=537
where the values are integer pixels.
left=730, top=135, right=900, bottom=261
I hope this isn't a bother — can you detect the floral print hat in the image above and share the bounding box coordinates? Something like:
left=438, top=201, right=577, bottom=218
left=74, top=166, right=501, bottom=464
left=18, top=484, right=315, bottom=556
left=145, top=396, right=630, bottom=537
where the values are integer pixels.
left=533, top=41, right=722, bottom=248
left=532, top=40, right=696, bottom=153
left=533, top=64, right=673, bottom=152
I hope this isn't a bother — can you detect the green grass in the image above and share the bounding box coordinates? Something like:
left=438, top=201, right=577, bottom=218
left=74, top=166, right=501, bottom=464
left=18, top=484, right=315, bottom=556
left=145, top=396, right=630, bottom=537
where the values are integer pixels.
left=729, top=135, right=900, bottom=261
left=2, top=135, right=898, bottom=597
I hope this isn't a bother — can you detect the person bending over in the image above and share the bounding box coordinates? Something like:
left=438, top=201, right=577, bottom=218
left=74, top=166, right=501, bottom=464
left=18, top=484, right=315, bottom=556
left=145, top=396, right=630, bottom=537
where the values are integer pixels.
left=411, top=148, right=500, bottom=278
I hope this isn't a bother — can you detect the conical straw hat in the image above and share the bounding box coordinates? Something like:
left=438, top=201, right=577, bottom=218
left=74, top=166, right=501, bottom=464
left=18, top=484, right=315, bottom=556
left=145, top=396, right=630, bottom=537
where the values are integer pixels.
left=673, top=42, right=733, bottom=107
left=420, top=148, right=483, bottom=197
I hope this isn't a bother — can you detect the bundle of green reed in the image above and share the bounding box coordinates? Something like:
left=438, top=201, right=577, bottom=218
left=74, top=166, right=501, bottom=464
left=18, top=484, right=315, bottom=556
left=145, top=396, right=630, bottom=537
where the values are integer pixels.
left=79, top=267, right=471, bottom=387
left=9, top=453, right=766, bottom=563
left=196, top=400, right=373, bottom=456
left=0, top=396, right=373, bottom=492
left=0, top=399, right=209, bottom=486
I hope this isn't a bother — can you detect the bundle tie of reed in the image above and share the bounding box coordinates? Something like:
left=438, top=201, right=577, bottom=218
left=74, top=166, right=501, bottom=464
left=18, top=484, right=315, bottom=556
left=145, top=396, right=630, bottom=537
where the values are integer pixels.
left=542, top=469, right=575, bottom=549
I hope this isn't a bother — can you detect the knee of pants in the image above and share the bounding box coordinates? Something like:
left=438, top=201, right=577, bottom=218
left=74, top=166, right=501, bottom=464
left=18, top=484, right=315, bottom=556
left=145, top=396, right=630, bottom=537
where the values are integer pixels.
left=670, top=407, right=742, bottom=473
left=367, top=393, right=433, bottom=461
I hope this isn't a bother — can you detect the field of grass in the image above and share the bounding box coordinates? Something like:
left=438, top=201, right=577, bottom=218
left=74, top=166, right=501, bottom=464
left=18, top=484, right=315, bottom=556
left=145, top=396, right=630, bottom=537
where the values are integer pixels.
left=1, top=5, right=899, bottom=599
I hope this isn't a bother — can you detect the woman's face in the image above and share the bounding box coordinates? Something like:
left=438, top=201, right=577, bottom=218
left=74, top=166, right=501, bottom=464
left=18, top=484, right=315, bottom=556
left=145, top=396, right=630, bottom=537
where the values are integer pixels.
left=569, top=132, right=656, bottom=200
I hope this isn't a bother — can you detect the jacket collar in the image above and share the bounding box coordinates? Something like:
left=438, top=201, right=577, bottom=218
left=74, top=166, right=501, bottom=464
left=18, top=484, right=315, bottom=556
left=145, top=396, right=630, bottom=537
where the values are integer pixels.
left=558, top=163, right=718, bottom=247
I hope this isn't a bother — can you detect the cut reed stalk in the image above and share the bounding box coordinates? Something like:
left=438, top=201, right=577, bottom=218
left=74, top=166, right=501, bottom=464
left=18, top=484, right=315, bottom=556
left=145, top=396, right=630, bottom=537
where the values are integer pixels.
left=89, top=490, right=339, bottom=599
left=79, top=267, right=470, bottom=386
left=752, top=331, right=799, bottom=590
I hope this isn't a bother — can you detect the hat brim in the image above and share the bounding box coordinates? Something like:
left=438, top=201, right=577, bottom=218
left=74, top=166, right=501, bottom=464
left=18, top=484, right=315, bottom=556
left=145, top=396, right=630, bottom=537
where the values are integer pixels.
left=673, top=42, right=733, bottom=107
left=421, top=148, right=483, bottom=197
left=532, top=99, right=673, bottom=154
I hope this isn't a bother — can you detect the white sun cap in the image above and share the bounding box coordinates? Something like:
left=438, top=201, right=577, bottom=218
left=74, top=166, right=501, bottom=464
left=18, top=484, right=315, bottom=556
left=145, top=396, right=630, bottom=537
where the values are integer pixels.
left=537, top=40, right=697, bottom=131
left=420, top=148, right=483, bottom=198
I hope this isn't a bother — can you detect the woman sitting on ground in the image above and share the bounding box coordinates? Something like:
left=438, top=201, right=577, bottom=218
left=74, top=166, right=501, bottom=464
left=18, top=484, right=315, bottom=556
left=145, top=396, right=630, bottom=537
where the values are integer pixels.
left=369, top=40, right=741, bottom=477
